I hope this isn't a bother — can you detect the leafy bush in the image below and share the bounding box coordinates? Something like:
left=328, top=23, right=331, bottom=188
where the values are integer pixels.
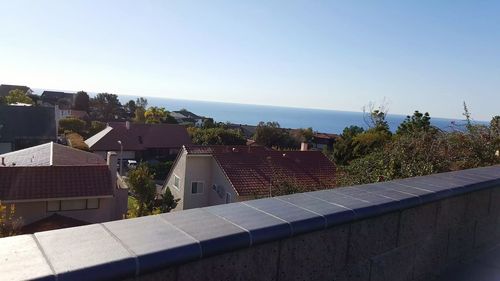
left=66, top=132, right=89, bottom=151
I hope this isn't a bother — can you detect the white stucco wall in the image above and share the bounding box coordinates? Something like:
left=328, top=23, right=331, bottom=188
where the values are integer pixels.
left=208, top=158, right=238, bottom=206
left=182, top=155, right=212, bottom=210
left=164, top=150, right=188, bottom=211
left=164, top=152, right=240, bottom=211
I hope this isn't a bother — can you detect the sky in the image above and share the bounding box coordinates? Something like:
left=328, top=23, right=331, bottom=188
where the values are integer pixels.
left=0, top=0, right=499, bottom=120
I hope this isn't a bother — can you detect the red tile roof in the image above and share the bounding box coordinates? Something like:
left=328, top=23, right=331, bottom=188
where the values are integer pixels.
left=86, top=122, right=192, bottom=151
left=0, top=166, right=112, bottom=201
left=21, top=214, right=89, bottom=234
left=184, top=145, right=336, bottom=196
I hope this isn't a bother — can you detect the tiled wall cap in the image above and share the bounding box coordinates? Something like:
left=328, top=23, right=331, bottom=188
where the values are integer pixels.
left=0, top=165, right=498, bottom=281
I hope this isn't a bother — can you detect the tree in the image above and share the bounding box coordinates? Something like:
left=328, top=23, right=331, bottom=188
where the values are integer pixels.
left=124, top=100, right=137, bottom=117
left=74, top=91, right=90, bottom=111
left=189, top=127, right=246, bottom=145
left=254, top=121, right=298, bottom=148
left=144, top=106, right=167, bottom=124
left=136, top=97, right=148, bottom=109
left=0, top=203, right=21, bottom=238
left=127, top=163, right=156, bottom=217
left=134, top=107, right=146, bottom=123
left=490, top=116, right=500, bottom=138
left=5, top=89, right=33, bottom=105
left=90, top=93, right=123, bottom=121
left=331, top=126, right=365, bottom=165
left=363, top=101, right=390, bottom=133
left=397, top=111, right=437, bottom=135
left=58, top=117, right=86, bottom=135
left=89, top=121, right=107, bottom=136
left=157, top=187, right=180, bottom=213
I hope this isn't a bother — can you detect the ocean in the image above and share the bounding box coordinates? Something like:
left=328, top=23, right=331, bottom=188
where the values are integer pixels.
left=118, top=95, right=476, bottom=134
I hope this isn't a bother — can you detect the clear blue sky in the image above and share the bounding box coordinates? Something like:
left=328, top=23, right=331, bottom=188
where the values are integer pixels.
left=0, top=1, right=499, bottom=120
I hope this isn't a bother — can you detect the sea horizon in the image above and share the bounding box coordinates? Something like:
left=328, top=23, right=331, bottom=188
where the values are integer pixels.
left=115, top=94, right=482, bottom=134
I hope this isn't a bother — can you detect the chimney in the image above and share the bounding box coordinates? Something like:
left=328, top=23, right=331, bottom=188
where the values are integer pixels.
left=125, top=121, right=130, bottom=130
left=300, top=142, right=308, bottom=151
left=1, top=157, right=5, bottom=166
left=107, top=151, right=118, bottom=189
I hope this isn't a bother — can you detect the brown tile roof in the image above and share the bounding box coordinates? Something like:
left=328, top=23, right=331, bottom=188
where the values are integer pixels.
left=86, top=122, right=192, bottom=151
left=21, top=214, right=89, bottom=234
left=0, top=166, right=112, bottom=201
left=184, top=145, right=336, bottom=196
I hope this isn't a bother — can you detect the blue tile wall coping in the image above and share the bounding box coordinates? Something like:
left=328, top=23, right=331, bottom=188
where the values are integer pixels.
left=0, top=165, right=499, bottom=280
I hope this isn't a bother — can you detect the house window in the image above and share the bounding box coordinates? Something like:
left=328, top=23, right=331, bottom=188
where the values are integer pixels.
left=225, top=192, right=231, bottom=204
left=87, top=198, right=99, bottom=209
left=47, top=199, right=100, bottom=212
left=47, top=201, right=60, bottom=212
left=174, top=175, right=180, bottom=189
left=61, top=199, right=87, bottom=211
left=191, top=182, right=204, bottom=194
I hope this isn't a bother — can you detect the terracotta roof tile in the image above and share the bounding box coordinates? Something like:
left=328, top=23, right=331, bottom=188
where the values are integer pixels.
left=0, top=166, right=112, bottom=201
left=185, top=145, right=336, bottom=196
left=86, top=122, right=192, bottom=151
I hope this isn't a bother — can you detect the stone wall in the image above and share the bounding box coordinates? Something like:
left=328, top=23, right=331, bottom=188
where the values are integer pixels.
left=1, top=166, right=499, bottom=281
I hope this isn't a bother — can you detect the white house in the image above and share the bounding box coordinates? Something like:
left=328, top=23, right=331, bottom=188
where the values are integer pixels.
left=163, top=145, right=337, bottom=211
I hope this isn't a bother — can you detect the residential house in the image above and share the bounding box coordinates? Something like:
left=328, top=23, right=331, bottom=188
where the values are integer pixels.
left=310, top=133, right=339, bottom=151
left=0, top=142, right=128, bottom=232
left=171, top=110, right=208, bottom=127
left=40, top=91, right=76, bottom=107
left=0, top=105, right=57, bottom=153
left=226, top=123, right=257, bottom=139
left=55, top=107, right=89, bottom=131
left=163, top=145, right=337, bottom=211
left=0, top=84, right=33, bottom=98
left=85, top=121, right=192, bottom=161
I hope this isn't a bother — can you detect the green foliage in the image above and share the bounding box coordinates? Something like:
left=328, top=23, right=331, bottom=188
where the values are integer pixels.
left=66, top=132, right=89, bottom=151
left=5, top=89, right=33, bottom=105
left=331, top=126, right=364, bottom=165
left=338, top=106, right=500, bottom=187
left=136, top=97, right=148, bottom=109
left=254, top=121, right=298, bottom=148
left=90, top=93, right=123, bottom=121
left=74, top=91, right=90, bottom=111
left=396, top=111, right=437, bottom=135
left=0, top=96, right=6, bottom=104
left=158, top=187, right=180, bottom=213
left=144, top=106, right=167, bottom=124
left=89, top=121, right=106, bottom=136
left=271, top=180, right=305, bottom=197
left=189, top=127, right=246, bottom=145
left=59, top=117, right=86, bottom=135
left=127, top=163, right=156, bottom=217
left=134, top=107, right=146, bottom=123
left=147, top=161, right=174, bottom=180
left=0, top=204, right=21, bottom=238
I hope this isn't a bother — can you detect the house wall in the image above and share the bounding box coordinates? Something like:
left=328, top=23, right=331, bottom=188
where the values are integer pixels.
left=93, top=151, right=136, bottom=161
left=182, top=155, right=212, bottom=210
left=11, top=197, right=119, bottom=226
left=164, top=150, right=188, bottom=211
left=207, top=158, right=238, bottom=205
left=165, top=153, right=240, bottom=211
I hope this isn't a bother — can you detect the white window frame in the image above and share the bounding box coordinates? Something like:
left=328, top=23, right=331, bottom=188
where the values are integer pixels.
left=191, top=181, right=204, bottom=194
left=173, top=175, right=180, bottom=190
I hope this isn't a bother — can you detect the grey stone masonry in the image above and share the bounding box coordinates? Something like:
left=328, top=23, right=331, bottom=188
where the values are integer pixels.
left=1, top=165, right=500, bottom=281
